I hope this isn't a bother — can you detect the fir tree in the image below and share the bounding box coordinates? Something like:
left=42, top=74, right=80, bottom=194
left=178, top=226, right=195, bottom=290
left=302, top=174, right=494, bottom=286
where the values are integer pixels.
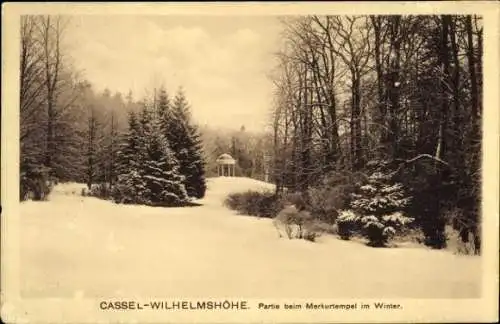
left=347, top=160, right=414, bottom=246
left=140, top=103, right=189, bottom=206
left=156, top=87, right=171, bottom=122
left=116, top=111, right=141, bottom=176
left=185, top=123, right=207, bottom=198
left=112, top=111, right=147, bottom=204
left=142, top=126, right=189, bottom=206
left=159, top=88, right=206, bottom=199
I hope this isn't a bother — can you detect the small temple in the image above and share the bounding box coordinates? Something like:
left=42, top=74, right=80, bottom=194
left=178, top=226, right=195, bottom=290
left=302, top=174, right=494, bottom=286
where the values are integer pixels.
left=216, top=153, right=236, bottom=177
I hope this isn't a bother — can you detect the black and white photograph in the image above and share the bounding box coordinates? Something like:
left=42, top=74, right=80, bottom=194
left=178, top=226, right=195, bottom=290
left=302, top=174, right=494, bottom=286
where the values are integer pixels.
left=2, top=2, right=499, bottom=323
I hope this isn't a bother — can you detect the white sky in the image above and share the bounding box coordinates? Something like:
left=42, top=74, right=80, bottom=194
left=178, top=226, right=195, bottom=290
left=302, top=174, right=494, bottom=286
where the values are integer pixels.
left=65, top=15, right=283, bottom=132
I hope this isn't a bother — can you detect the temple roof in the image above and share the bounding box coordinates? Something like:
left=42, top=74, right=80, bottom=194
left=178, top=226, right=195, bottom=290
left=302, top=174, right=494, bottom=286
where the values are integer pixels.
left=216, top=153, right=236, bottom=164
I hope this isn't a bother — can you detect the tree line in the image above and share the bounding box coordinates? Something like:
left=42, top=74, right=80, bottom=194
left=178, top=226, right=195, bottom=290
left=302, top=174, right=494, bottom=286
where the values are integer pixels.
left=269, top=15, right=482, bottom=251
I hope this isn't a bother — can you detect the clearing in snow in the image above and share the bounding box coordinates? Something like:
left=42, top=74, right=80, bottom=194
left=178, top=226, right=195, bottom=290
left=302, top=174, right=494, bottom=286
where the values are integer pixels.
left=20, top=177, right=481, bottom=299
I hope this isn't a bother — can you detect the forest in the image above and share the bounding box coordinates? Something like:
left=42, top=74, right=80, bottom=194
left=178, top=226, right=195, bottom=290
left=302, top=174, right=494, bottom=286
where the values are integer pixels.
left=19, top=16, right=211, bottom=206
left=268, top=15, right=482, bottom=251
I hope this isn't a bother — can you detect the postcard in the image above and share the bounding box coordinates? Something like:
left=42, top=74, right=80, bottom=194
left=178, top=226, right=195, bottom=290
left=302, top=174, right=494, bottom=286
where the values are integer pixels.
left=1, top=2, right=499, bottom=323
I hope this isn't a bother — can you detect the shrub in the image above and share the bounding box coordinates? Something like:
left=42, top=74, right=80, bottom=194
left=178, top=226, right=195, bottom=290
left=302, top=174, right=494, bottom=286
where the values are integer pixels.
left=443, top=208, right=480, bottom=255
left=224, top=190, right=281, bottom=218
left=272, top=205, right=301, bottom=239
left=355, top=212, right=413, bottom=247
left=302, top=231, right=319, bottom=242
left=89, top=183, right=112, bottom=199
left=273, top=206, right=326, bottom=241
left=20, top=165, right=53, bottom=201
left=444, top=225, right=477, bottom=255
left=282, top=191, right=307, bottom=210
left=308, top=184, right=354, bottom=224
left=305, top=171, right=356, bottom=224
left=336, top=210, right=360, bottom=240
left=302, top=219, right=337, bottom=242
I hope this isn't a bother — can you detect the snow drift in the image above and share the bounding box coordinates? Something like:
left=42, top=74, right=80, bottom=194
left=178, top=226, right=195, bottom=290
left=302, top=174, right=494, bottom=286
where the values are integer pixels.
left=20, top=177, right=480, bottom=299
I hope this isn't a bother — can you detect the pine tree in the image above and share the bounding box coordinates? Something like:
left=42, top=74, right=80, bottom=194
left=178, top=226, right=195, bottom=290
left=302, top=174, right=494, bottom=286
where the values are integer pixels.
left=159, top=88, right=206, bottom=199
left=185, top=123, right=207, bottom=198
left=156, top=87, right=171, bottom=122
left=143, top=127, right=189, bottom=206
left=116, top=111, right=141, bottom=176
left=112, top=110, right=147, bottom=204
left=348, top=161, right=414, bottom=246
left=140, top=103, right=189, bottom=206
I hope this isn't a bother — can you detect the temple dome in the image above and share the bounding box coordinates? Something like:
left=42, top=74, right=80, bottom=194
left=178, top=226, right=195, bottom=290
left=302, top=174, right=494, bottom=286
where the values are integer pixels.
left=216, top=153, right=236, bottom=164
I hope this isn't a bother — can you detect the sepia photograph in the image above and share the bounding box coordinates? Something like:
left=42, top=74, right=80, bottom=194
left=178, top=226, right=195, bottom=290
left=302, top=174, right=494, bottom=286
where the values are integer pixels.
left=2, top=2, right=499, bottom=323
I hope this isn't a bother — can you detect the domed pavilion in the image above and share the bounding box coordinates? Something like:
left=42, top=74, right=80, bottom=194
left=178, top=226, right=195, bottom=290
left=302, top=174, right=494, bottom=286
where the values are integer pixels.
left=216, top=153, right=236, bottom=177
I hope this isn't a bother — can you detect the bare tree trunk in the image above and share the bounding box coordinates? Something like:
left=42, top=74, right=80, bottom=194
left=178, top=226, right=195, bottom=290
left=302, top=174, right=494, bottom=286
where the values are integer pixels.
left=87, top=107, right=97, bottom=190
left=435, top=16, right=451, bottom=160
left=466, top=16, right=479, bottom=135
left=371, top=15, right=387, bottom=148
left=40, top=16, right=63, bottom=178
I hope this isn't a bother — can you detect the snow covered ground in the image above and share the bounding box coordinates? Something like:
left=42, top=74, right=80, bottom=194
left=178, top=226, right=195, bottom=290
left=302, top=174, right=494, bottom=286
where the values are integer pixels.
left=20, top=177, right=481, bottom=299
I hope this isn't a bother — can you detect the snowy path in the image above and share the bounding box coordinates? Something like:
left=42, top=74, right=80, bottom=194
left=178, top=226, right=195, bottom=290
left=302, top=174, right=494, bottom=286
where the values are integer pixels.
left=20, top=177, right=481, bottom=299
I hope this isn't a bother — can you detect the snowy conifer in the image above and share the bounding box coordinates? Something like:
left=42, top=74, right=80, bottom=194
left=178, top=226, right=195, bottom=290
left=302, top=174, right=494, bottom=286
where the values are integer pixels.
left=347, top=161, right=414, bottom=246
left=112, top=110, right=147, bottom=204
left=159, top=87, right=207, bottom=199
left=140, top=104, right=189, bottom=206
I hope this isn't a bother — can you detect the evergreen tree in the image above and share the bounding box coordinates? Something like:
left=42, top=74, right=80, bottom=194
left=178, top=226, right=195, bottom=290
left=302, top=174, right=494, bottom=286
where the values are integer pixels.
left=116, top=111, right=141, bottom=176
left=156, top=87, right=171, bottom=122
left=112, top=110, right=147, bottom=204
left=140, top=103, right=189, bottom=206
left=113, top=103, right=189, bottom=207
left=185, top=123, right=207, bottom=198
left=339, top=160, right=414, bottom=246
left=159, top=88, right=206, bottom=199
left=143, top=125, right=189, bottom=206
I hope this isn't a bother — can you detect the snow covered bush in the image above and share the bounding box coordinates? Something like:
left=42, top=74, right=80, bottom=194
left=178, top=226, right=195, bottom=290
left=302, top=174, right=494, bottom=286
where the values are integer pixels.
left=348, top=164, right=414, bottom=247
left=301, top=218, right=337, bottom=241
left=224, top=190, right=280, bottom=218
left=273, top=205, right=323, bottom=241
left=336, top=210, right=360, bottom=240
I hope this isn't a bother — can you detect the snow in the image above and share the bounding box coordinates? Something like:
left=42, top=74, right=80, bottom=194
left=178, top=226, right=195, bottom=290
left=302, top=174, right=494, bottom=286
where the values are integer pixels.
left=20, top=177, right=480, bottom=299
